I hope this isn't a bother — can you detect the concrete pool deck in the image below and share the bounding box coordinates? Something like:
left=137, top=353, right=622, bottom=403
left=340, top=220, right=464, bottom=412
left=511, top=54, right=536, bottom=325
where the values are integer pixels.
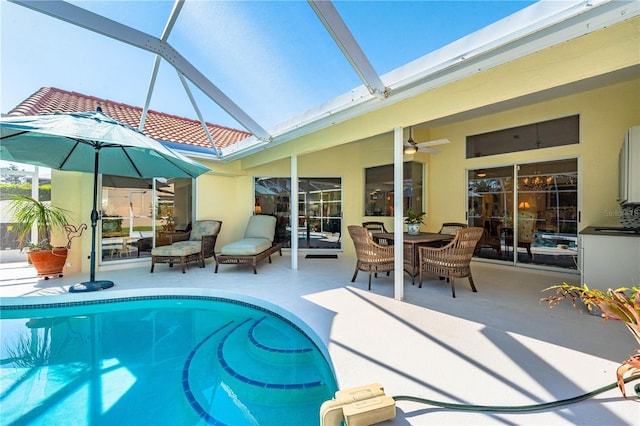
left=1, top=254, right=638, bottom=425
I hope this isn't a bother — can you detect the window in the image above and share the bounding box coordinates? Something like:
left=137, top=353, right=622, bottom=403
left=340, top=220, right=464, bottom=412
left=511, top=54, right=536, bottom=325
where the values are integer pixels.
left=101, top=176, right=193, bottom=261
left=0, top=161, right=51, bottom=263
left=364, top=162, right=423, bottom=216
left=466, top=115, right=579, bottom=158
left=254, top=177, right=342, bottom=250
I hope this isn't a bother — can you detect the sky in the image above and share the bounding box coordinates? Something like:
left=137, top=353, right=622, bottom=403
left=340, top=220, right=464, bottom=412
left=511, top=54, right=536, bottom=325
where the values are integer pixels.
left=0, top=0, right=537, bottom=131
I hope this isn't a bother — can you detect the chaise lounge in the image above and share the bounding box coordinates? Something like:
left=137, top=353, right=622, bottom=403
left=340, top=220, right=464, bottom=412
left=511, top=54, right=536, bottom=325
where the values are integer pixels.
left=150, top=220, right=222, bottom=273
left=215, top=215, right=282, bottom=274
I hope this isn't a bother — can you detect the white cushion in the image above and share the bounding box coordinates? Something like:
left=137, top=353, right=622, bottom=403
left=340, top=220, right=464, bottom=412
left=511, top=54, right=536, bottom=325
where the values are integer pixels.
left=152, top=243, right=200, bottom=257
left=244, top=215, right=276, bottom=241
left=171, top=241, right=201, bottom=250
left=221, top=238, right=272, bottom=256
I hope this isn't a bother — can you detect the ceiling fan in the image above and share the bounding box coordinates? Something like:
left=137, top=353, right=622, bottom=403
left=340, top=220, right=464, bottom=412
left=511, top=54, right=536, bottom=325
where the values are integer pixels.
left=403, top=126, right=450, bottom=155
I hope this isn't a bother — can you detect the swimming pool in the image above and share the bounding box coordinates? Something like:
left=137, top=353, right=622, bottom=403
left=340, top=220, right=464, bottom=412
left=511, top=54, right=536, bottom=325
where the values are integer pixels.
left=0, top=296, right=338, bottom=425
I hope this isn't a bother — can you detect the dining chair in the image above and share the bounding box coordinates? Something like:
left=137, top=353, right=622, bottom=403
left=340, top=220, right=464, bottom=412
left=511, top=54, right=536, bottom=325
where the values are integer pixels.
left=362, top=221, right=392, bottom=245
left=422, top=222, right=469, bottom=248
left=348, top=225, right=395, bottom=290
left=418, top=227, right=484, bottom=297
left=438, top=222, right=468, bottom=235
left=504, top=211, right=536, bottom=258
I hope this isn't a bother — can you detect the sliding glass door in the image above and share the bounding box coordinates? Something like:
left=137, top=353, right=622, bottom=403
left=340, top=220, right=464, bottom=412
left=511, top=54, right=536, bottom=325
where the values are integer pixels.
left=469, top=159, right=578, bottom=270
left=101, top=176, right=193, bottom=261
left=468, top=166, right=514, bottom=261
left=0, top=162, right=51, bottom=265
left=254, top=177, right=342, bottom=250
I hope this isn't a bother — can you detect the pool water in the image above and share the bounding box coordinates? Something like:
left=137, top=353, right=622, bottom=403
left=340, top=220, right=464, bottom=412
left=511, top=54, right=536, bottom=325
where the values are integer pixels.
left=0, top=297, right=337, bottom=425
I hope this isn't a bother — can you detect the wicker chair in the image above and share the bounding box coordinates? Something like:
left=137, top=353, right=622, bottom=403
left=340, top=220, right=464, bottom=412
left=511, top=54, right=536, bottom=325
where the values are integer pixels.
left=150, top=220, right=222, bottom=273
left=348, top=225, right=395, bottom=290
left=438, top=222, right=468, bottom=235
left=422, top=222, right=469, bottom=248
left=418, top=227, right=484, bottom=297
left=362, top=221, right=392, bottom=245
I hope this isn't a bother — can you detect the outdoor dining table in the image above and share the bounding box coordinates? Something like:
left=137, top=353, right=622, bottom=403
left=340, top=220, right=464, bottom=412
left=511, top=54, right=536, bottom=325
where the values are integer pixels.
left=374, top=232, right=454, bottom=284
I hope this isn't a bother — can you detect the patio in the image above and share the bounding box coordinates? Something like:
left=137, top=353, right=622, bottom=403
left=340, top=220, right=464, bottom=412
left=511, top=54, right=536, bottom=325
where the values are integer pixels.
left=1, top=255, right=638, bottom=425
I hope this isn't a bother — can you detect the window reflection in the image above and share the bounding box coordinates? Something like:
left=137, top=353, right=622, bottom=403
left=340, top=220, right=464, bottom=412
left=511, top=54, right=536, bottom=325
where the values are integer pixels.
left=0, top=162, right=51, bottom=264
left=100, top=176, right=192, bottom=261
left=364, top=162, right=423, bottom=216
left=469, top=159, right=578, bottom=269
left=254, top=177, right=342, bottom=250
left=466, top=115, right=579, bottom=158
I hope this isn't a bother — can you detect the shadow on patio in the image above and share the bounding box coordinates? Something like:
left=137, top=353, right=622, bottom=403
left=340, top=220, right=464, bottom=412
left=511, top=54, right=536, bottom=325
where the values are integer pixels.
left=1, top=254, right=638, bottom=424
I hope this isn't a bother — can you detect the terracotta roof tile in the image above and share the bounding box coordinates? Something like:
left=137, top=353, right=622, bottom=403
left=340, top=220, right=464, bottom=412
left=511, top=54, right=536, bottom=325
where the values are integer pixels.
left=7, top=87, right=251, bottom=152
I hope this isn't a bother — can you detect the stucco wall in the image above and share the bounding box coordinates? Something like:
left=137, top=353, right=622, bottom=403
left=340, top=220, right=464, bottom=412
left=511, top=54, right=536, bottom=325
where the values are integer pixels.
left=56, top=16, right=638, bottom=274
left=51, top=170, right=91, bottom=274
left=60, top=77, right=639, bottom=275
left=194, top=77, right=639, bottom=263
left=429, top=78, right=640, bottom=231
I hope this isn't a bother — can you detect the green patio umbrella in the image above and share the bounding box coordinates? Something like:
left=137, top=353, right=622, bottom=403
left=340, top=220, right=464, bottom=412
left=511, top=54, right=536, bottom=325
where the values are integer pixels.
left=0, top=109, right=210, bottom=292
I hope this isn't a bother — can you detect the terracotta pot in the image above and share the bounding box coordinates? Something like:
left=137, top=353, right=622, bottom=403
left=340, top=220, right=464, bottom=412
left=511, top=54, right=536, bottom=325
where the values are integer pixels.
left=28, top=248, right=68, bottom=279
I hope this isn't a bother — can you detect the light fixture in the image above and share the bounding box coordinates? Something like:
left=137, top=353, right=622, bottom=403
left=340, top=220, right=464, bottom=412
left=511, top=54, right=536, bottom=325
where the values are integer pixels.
left=403, top=126, right=418, bottom=154
left=403, top=144, right=417, bottom=155
left=522, top=167, right=550, bottom=191
left=476, top=170, right=487, bottom=178
left=518, top=201, right=531, bottom=209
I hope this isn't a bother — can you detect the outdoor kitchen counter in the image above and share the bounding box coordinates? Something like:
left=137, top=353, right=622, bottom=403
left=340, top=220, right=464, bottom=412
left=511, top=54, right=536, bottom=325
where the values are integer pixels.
left=579, top=226, right=640, bottom=288
left=579, top=225, right=640, bottom=237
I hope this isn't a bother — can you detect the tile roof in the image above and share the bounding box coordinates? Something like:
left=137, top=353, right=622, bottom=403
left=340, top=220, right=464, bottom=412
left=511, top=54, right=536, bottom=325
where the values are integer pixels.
left=7, top=87, right=251, bottom=152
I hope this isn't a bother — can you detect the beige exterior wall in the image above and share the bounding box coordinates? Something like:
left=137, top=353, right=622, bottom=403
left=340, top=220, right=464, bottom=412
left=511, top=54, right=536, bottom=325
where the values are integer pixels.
left=53, top=16, right=639, bottom=273
left=51, top=170, right=93, bottom=274
left=202, top=135, right=428, bottom=258
left=194, top=77, right=639, bottom=261
left=429, top=78, right=640, bottom=232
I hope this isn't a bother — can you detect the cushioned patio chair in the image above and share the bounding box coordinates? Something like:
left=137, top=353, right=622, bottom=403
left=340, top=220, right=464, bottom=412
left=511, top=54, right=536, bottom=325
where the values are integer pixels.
left=215, top=215, right=282, bottom=274
left=504, top=211, right=536, bottom=258
left=137, top=231, right=177, bottom=257
left=150, top=220, right=222, bottom=273
left=348, top=225, right=395, bottom=290
left=418, top=227, right=484, bottom=297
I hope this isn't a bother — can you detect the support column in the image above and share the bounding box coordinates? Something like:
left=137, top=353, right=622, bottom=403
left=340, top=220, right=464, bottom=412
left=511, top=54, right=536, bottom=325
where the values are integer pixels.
left=393, top=126, right=404, bottom=301
left=291, top=155, right=299, bottom=270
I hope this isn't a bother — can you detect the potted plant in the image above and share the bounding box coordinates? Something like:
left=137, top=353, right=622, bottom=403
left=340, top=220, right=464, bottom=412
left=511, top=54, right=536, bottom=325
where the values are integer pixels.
left=404, top=209, right=425, bottom=235
left=8, top=195, right=74, bottom=279
left=543, top=283, right=640, bottom=397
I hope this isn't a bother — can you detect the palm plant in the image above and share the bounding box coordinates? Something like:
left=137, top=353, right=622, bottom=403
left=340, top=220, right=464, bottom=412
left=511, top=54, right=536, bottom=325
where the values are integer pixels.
left=404, top=209, right=425, bottom=224
left=543, top=283, right=640, bottom=397
left=8, top=195, right=72, bottom=250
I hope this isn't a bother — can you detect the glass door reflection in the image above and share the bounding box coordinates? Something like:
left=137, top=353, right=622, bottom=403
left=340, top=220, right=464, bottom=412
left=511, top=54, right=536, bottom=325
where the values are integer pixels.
left=468, top=159, right=578, bottom=270
left=468, top=166, right=514, bottom=261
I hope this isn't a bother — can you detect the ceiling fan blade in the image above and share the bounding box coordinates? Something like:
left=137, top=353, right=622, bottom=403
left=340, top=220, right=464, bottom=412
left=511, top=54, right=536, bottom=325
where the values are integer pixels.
left=419, top=147, right=441, bottom=154
left=416, top=138, right=450, bottom=148
left=375, top=145, right=439, bottom=154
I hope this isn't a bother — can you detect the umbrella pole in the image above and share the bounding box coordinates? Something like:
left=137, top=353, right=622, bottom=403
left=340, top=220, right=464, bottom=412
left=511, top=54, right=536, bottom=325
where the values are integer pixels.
left=70, top=147, right=114, bottom=293
left=89, top=148, right=99, bottom=282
